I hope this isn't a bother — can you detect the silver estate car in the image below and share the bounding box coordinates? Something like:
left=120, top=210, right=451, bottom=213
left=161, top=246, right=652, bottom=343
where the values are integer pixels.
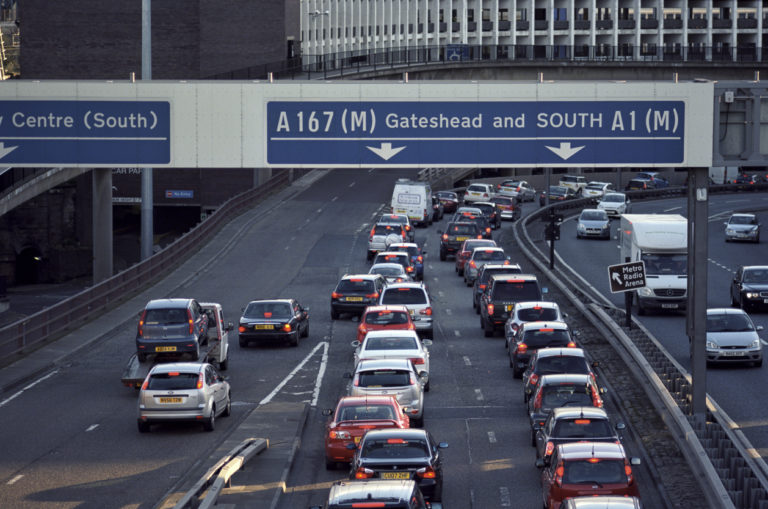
left=137, top=362, right=231, bottom=432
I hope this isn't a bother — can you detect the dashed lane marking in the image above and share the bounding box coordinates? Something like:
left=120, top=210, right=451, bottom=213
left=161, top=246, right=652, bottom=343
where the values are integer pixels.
left=475, top=389, right=484, bottom=401
left=463, top=356, right=471, bottom=366
left=488, top=431, right=497, bottom=443
left=7, top=475, right=22, bottom=485
left=86, top=424, right=99, bottom=432
left=454, top=330, right=461, bottom=337
left=499, top=487, right=511, bottom=506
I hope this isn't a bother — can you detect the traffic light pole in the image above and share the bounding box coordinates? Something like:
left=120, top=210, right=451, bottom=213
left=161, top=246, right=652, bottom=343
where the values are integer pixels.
left=549, top=214, right=556, bottom=269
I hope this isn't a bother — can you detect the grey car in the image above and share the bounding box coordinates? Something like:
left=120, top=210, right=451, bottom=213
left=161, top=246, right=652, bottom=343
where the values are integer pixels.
left=379, top=282, right=433, bottom=339
left=137, top=362, right=231, bottom=432
left=576, top=209, right=610, bottom=239
left=724, top=213, right=760, bottom=243
left=706, top=308, right=763, bottom=367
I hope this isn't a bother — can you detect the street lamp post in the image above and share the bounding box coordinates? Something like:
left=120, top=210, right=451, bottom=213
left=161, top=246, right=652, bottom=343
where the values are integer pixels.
left=140, top=0, right=153, bottom=260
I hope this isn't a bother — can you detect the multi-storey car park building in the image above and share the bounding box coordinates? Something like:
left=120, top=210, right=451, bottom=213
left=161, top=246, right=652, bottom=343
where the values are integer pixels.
left=301, top=0, right=768, bottom=64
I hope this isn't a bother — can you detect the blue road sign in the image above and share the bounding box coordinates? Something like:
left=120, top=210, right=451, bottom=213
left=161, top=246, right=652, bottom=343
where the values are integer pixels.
left=0, top=100, right=170, bottom=165
left=266, top=100, right=685, bottom=167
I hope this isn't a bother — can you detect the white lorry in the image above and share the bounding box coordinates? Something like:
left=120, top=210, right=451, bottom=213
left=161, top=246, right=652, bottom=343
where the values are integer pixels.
left=619, top=214, right=688, bottom=315
left=391, top=179, right=433, bottom=227
left=121, top=302, right=232, bottom=388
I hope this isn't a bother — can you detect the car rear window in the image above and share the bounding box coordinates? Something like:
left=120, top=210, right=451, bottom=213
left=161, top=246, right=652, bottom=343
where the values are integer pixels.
left=480, top=267, right=523, bottom=284
left=243, top=302, right=292, bottom=319
left=373, top=224, right=404, bottom=235
left=449, top=223, right=478, bottom=235
left=337, top=279, right=376, bottom=293
left=338, top=405, right=396, bottom=421
left=366, top=336, right=418, bottom=350
left=144, top=308, right=188, bottom=324
left=365, top=310, right=411, bottom=326
left=517, top=307, right=559, bottom=322
left=464, top=240, right=495, bottom=251
left=362, top=438, right=430, bottom=458
left=534, top=356, right=589, bottom=375
left=541, top=385, right=593, bottom=408
left=522, top=329, right=572, bottom=348
left=472, top=250, right=506, bottom=262
left=147, top=372, right=199, bottom=390
left=370, top=266, right=406, bottom=277
left=563, top=459, right=626, bottom=484
left=358, top=369, right=411, bottom=387
left=375, top=254, right=409, bottom=265
left=467, top=184, right=486, bottom=192
left=493, top=196, right=515, bottom=206
left=381, top=288, right=428, bottom=305
left=475, top=204, right=494, bottom=214
left=553, top=418, right=613, bottom=438
left=492, top=281, right=542, bottom=301
left=392, top=246, right=419, bottom=257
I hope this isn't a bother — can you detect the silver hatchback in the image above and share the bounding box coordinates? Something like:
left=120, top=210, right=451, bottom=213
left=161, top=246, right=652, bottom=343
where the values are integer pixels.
left=379, top=282, right=433, bottom=339
left=137, top=362, right=231, bottom=432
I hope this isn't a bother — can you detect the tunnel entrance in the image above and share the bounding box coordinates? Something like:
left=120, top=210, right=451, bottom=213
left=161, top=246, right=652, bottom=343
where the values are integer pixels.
left=15, top=246, right=42, bottom=285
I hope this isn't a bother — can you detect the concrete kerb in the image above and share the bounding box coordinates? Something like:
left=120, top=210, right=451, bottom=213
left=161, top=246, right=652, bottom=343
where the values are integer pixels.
left=513, top=208, right=735, bottom=509
left=268, top=402, right=311, bottom=509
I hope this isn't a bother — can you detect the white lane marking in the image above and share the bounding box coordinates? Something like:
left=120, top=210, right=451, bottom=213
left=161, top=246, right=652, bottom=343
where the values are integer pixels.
left=488, top=431, right=497, bottom=443
left=331, top=196, right=338, bottom=202
left=310, top=342, right=330, bottom=407
left=428, top=265, right=434, bottom=270
left=0, top=370, right=59, bottom=409
left=316, top=208, right=323, bottom=214
left=86, top=424, right=99, bottom=432
left=284, top=245, right=290, bottom=250
left=349, top=182, right=356, bottom=187
left=433, top=276, right=439, bottom=283
left=709, top=258, right=735, bottom=274
left=454, top=330, right=461, bottom=337
left=7, top=475, right=22, bottom=485
left=475, top=389, right=484, bottom=401
left=463, top=356, right=471, bottom=366
left=445, top=309, right=453, bottom=316
left=260, top=342, right=327, bottom=406
left=663, top=206, right=681, bottom=212
left=438, top=291, right=445, bottom=298
left=762, top=339, right=768, bottom=346
left=499, top=486, right=511, bottom=506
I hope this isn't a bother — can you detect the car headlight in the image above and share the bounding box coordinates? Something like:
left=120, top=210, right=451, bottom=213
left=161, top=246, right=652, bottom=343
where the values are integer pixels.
left=746, top=292, right=760, bottom=299
left=601, top=224, right=609, bottom=230
left=706, top=340, right=719, bottom=350
left=750, top=339, right=761, bottom=349
left=726, top=228, right=735, bottom=234
left=637, top=287, right=653, bottom=297
left=578, top=223, right=586, bottom=232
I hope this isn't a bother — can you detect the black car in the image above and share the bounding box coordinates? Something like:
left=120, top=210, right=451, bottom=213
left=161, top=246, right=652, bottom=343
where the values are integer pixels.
left=521, top=347, right=593, bottom=401
left=238, top=298, right=309, bottom=347
left=509, top=322, right=577, bottom=379
left=438, top=221, right=482, bottom=260
left=331, top=274, right=388, bottom=319
left=455, top=212, right=493, bottom=239
left=136, top=298, right=209, bottom=362
left=473, top=201, right=501, bottom=229
left=479, top=274, right=544, bottom=337
left=534, top=406, right=624, bottom=463
left=472, top=264, right=524, bottom=313
left=731, top=265, right=768, bottom=311
left=310, top=479, right=430, bottom=509
left=539, top=185, right=576, bottom=206
left=349, top=428, right=448, bottom=502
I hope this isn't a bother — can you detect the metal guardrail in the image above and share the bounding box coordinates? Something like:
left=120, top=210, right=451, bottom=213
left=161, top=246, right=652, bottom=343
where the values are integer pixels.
left=0, top=171, right=292, bottom=366
left=515, top=184, right=768, bottom=509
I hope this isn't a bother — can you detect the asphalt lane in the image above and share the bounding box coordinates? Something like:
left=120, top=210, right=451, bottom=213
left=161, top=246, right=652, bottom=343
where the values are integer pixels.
left=556, top=191, right=768, bottom=458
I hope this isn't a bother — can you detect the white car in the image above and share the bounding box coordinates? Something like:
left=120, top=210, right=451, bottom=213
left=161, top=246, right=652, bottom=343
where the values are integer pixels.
left=706, top=308, right=763, bottom=367
left=369, top=262, right=412, bottom=284
left=351, top=330, right=432, bottom=389
left=583, top=181, right=614, bottom=198
left=463, top=183, right=495, bottom=203
left=504, top=301, right=564, bottom=350
left=597, top=192, right=630, bottom=218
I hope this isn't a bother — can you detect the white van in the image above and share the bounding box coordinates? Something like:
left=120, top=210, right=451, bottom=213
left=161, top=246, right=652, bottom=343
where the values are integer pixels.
left=391, top=179, right=433, bottom=227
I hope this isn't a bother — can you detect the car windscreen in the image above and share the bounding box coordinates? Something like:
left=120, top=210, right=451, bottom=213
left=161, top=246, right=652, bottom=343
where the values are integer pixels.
left=381, top=288, right=428, bottom=305
left=361, top=437, right=430, bottom=458
left=730, top=216, right=756, bottom=225
left=358, top=369, right=411, bottom=387
left=472, top=250, right=507, bottom=262
left=563, top=459, right=625, bottom=484
left=580, top=211, right=607, bottom=221
left=641, top=253, right=687, bottom=275
left=517, top=307, right=559, bottom=322
left=553, top=418, right=613, bottom=438
left=365, top=310, right=411, bottom=325
left=522, top=329, right=572, bottom=348
left=243, top=302, right=292, bottom=319
left=492, top=281, right=541, bottom=301
left=602, top=194, right=623, bottom=202
left=743, top=270, right=768, bottom=283
left=337, top=279, right=376, bottom=293
left=147, top=372, right=199, bottom=390
left=541, top=385, right=594, bottom=409
left=365, top=336, right=419, bottom=350
left=707, top=313, right=755, bottom=332
left=144, top=308, right=188, bottom=324
left=534, top=355, right=589, bottom=375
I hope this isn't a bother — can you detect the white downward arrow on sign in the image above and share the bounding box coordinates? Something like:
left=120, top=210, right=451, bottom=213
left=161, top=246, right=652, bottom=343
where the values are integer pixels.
left=545, top=142, right=585, bottom=161
left=0, top=142, right=18, bottom=160
left=612, top=272, right=623, bottom=286
left=367, top=142, right=406, bottom=161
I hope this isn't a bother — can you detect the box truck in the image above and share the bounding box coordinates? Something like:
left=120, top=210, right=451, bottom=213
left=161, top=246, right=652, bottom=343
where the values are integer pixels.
left=619, top=214, right=687, bottom=315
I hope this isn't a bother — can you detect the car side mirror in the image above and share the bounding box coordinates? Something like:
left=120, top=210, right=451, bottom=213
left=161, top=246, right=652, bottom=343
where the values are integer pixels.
left=419, top=372, right=429, bottom=384
left=422, top=339, right=433, bottom=347
left=541, top=287, right=549, bottom=294
left=321, top=408, right=333, bottom=416
left=226, top=322, right=234, bottom=332
left=438, top=442, right=449, bottom=449
left=535, top=458, right=545, bottom=468
left=600, top=387, right=607, bottom=394
left=630, top=457, right=642, bottom=466
left=616, top=422, right=626, bottom=431
left=724, top=222, right=728, bottom=226
left=757, top=325, right=765, bottom=332
left=351, top=340, right=361, bottom=348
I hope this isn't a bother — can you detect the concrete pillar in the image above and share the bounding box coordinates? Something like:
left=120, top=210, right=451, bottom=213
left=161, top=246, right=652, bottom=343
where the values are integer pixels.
left=254, top=168, right=273, bottom=187
left=92, top=168, right=113, bottom=284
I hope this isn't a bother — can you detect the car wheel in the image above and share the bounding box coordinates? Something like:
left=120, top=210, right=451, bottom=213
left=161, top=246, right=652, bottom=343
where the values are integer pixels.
left=301, top=322, right=309, bottom=338
left=411, top=416, right=424, bottom=428
left=137, top=420, right=150, bottom=433
left=466, top=278, right=472, bottom=287
left=219, top=358, right=229, bottom=371
left=331, top=309, right=340, bottom=320
left=531, top=429, right=537, bottom=447
left=483, top=319, right=494, bottom=338
left=458, top=268, right=463, bottom=276
left=203, top=407, right=215, bottom=431
left=366, top=251, right=373, bottom=261
left=513, top=364, right=522, bottom=379
left=290, top=331, right=300, bottom=347
left=474, top=301, right=480, bottom=314
left=731, top=293, right=739, bottom=307
left=239, top=337, right=248, bottom=347
left=325, top=458, right=337, bottom=470
left=137, top=353, right=147, bottom=363
left=223, top=392, right=232, bottom=417
left=756, top=234, right=760, bottom=244
left=425, top=380, right=430, bottom=392
left=439, top=249, right=446, bottom=261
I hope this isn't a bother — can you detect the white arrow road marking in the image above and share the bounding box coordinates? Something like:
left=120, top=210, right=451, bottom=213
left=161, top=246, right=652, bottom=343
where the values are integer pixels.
left=612, top=272, right=624, bottom=286
left=366, top=142, right=406, bottom=161
left=545, top=142, right=585, bottom=160
left=0, top=142, right=18, bottom=160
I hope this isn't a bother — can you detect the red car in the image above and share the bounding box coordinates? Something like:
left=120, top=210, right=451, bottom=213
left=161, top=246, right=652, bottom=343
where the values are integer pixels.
left=356, top=305, right=416, bottom=342
left=435, top=191, right=459, bottom=213
left=323, top=395, right=410, bottom=469
left=454, top=238, right=497, bottom=276
left=539, top=442, right=641, bottom=509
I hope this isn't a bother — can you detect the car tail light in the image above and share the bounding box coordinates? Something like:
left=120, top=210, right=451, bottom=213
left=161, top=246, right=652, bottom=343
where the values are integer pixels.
left=405, top=224, right=411, bottom=231
left=332, top=292, right=342, bottom=299
left=140, top=376, right=150, bottom=390
left=417, top=256, right=423, bottom=263
left=197, top=373, right=204, bottom=390
left=485, top=227, right=491, bottom=234
left=408, top=323, right=416, bottom=330
left=283, top=323, right=292, bottom=332
left=476, top=235, right=483, bottom=239
left=503, top=260, right=510, bottom=265
left=401, top=231, right=407, bottom=240
left=137, top=310, right=147, bottom=337
left=592, top=390, right=603, bottom=408
left=420, top=307, right=432, bottom=316
left=329, top=430, right=352, bottom=440
left=529, top=373, right=539, bottom=386
left=479, top=284, right=487, bottom=290
left=442, top=234, right=448, bottom=241
left=554, top=465, right=564, bottom=486
left=416, top=466, right=437, bottom=479
left=358, top=324, right=367, bottom=335
left=483, top=193, right=488, bottom=198
left=406, top=266, right=414, bottom=273
left=545, top=441, right=554, bottom=456
left=238, top=325, right=246, bottom=333
left=487, top=303, right=495, bottom=315
left=469, top=260, right=477, bottom=268
left=410, top=357, right=425, bottom=365
left=366, top=292, right=380, bottom=299
left=354, top=467, right=375, bottom=479
left=567, top=341, right=576, bottom=348
left=625, top=464, right=634, bottom=483
left=187, top=309, right=195, bottom=335
left=516, top=343, right=528, bottom=354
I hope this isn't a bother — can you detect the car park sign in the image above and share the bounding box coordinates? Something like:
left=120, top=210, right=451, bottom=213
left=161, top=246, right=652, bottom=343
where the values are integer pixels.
left=608, top=261, right=647, bottom=293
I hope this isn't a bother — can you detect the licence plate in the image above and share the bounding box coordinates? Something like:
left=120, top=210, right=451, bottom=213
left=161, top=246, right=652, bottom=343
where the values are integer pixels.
left=723, top=351, right=746, bottom=357
left=155, top=346, right=177, bottom=352
left=456, top=236, right=469, bottom=241
left=254, top=324, right=274, bottom=330
left=661, top=303, right=678, bottom=309
left=763, top=299, right=768, bottom=304
left=409, top=309, right=416, bottom=316
left=381, top=472, right=411, bottom=480
left=505, top=305, right=513, bottom=312
left=354, top=436, right=361, bottom=444
left=158, top=397, right=183, bottom=403
left=347, top=296, right=364, bottom=302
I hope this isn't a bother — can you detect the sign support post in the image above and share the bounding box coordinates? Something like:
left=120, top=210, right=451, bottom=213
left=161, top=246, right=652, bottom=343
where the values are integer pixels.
left=689, top=167, right=709, bottom=419
left=624, top=257, right=632, bottom=329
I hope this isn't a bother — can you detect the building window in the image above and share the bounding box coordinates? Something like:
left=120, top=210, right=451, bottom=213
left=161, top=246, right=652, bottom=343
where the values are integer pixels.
left=452, top=9, right=458, bottom=22
left=499, top=9, right=509, bottom=21
left=468, top=9, right=475, bottom=22
left=482, top=8, right=491, bottom=22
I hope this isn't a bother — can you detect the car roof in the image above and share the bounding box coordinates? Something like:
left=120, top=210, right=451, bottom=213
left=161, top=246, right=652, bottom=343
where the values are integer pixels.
left=246, top=298, right=293, bottom=305
left=580, top=208, right=605, bottom=214
left=489, top=274, right=538, bottom=282
left=148, top=362, right=206, bottom=375
left=336, top=395, right=399, bottom=407
left=706, top=308, right=750, bottom=316
left=602, top=192, right=626, bottom=197
left=326, top=480, right=416, bottom=504
left=388, top=242, right=419, bottom=248
left=471, top=246, right=505, bottom=254
left=356, top=358, right=415, bottom=370
left=514, top=301, right=559, bottom=310
left=481, top=263, right=521, bottom=271
left=342, top=274, right=384, bottom=281
left=363, top=305, right=410, bottom=314
left=362, top=428, right=429, bottom=440
left=145, top=298, right=193, bottom=309
left=565, top=496, right=642, bottom=509
left=384, top=282, right=427, bottom=290
left=742, top=265, right=768, bottom=270
left=473, top=201, right=496, bottom=207
left=551, top=406, right=609, bottom=420
left=535, top=347, right=585, bottom=359
left=730, top=213, right=756, bottom=218
left=376, top=251, right=409, bottom=258
left=521, top=321, right=570, bottom=331
left=558, top=441, right=627, bottom=460
left=363, top=330, right=421, bottom=339
left=539, top=373, right=593, bottom=385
